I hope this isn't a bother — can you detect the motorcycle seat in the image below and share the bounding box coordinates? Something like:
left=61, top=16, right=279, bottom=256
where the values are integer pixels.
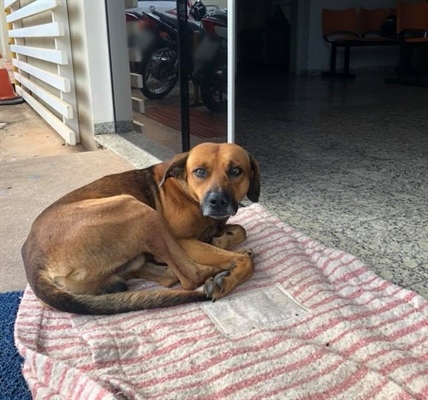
left=159, top=12, right=201, bottom=33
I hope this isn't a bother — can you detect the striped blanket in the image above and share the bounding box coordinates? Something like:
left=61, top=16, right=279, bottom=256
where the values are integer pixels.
left=15, top=204, right=428, bottom=399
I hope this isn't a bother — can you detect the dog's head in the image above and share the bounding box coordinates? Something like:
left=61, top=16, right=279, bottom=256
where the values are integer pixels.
left=160, top=143, right=260, bottom=219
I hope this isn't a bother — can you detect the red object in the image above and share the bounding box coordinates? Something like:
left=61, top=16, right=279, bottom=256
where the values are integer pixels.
left=0, top=53, right=23, bottom=105
left=202, top=13, right=227, bottom=38
left=125, top=12, right=139, bottom=22
left=202, top=18, right=216, bottom=36
left=142, top=13, right=157, bottom=28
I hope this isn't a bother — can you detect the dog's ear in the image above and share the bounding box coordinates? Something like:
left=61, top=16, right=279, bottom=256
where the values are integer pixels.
left=247, top=153, right=260, bottom=202
left=159, top=152, right=189, bottom=187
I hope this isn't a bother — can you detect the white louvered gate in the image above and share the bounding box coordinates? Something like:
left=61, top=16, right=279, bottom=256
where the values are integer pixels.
left=5, top=0, right=79, bottom=145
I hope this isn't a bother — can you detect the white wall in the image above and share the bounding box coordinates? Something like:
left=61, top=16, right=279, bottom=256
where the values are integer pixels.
left=206, top=0, right=227, bottom=9
left=64, top=0, right=133, bottom=149
left=105, top=0, right=133, bottom=132
left=302, top=0, right=399, bottom=73
left=65, top=0, right=116, bottom=149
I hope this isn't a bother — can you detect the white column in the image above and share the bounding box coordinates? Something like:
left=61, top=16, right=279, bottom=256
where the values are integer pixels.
left=227, top=0, right=236, bottom=143
left=69, top=0, right=133, bottom=139
left=74, top=0, right=115, bottom=133
left=105, top=0, right=133, bottom=132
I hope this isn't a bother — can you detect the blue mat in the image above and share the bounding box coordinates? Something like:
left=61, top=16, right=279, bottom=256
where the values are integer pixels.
left=0, top=291, right=31, bottom=400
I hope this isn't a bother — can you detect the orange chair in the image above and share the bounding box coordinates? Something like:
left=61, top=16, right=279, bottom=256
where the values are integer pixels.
left=322, top=8, right=399, bottom=79
left=322, top=8, right=360, bottom=42
left=390, top=2, right=428, bottom=86
left=360, top=8, right=389, bottom=38
left=321, top=8, right=362, bottom=78
left=397, top=1, right=428, bottom=40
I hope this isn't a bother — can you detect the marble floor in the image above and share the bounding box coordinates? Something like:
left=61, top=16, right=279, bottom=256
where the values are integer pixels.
left=235, top=74, right=428, bottom=299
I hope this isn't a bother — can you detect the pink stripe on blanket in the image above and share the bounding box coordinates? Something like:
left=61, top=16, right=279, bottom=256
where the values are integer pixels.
left=15, top=204, right=428, bottom=399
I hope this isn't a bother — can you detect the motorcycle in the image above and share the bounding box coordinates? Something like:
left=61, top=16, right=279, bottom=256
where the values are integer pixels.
left=128, top=1, right=228, bottom=112
left=127, top=10, right=180, bottom=99
left=126, top=2, right=203, bottom=100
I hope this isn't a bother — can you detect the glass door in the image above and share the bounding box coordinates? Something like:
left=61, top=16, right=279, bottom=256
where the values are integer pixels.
left=176, top=0, right=231, bottom=150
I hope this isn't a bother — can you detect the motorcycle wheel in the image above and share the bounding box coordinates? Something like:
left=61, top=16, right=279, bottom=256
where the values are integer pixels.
left=200, top=68, right=227, bottom=113
left=139, top=44, right=178, bottom=100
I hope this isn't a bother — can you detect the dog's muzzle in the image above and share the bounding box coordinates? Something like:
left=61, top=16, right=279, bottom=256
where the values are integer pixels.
left=201, top=191, right=238, bottom=219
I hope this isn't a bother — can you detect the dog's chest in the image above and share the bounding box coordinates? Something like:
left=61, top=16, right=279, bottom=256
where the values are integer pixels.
left=164, top=208, right=225, bottom=242
left=197, top=219, right=227, bottom=243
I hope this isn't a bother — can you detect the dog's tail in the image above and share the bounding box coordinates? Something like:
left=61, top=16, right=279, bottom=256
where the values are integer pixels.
left=31, top=274, right=208, bottom=315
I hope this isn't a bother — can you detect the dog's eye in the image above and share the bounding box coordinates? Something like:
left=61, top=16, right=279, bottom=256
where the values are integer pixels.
left=230, top=167, right=242, bottom=177
left=193, top=168, right=206, bottom=178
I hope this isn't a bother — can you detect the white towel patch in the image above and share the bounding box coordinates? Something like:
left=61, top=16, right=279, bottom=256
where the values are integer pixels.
left=201, top=284, right=310, bottom=336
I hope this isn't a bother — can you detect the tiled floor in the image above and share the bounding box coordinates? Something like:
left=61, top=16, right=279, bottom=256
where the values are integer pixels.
left=234, top=74, right=428, bottom=299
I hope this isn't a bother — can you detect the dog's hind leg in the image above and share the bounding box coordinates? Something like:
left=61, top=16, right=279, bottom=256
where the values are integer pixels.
left=55, top=273, right=128, bottom=295
left=38, top=195, right=217, bottom=297
left=123, top=263, right=179, bottom=288
left=92, top=195, right=224, bottom=291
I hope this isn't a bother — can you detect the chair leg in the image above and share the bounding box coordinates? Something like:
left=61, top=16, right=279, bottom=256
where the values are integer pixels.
left=344, top=45, right=350, bottom=74
left=397, top=43, right=409, bottom=79
left=385, top=42, right=428, bottom=87
left=415, top=44, right=428, bottom=83
left=321, top=42, right=355, bottom=79
left=397, top=45, right=403, bottom=78
left=330, top=43, right=337, bottom=73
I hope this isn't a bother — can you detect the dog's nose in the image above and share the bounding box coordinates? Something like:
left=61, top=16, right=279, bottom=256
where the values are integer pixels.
left=206, top=191, right=231, bottom=210
left=202, top=191, right=237, bottom=218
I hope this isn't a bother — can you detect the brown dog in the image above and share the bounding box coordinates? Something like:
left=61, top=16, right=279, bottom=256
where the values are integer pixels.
left=22, top=142, right=260, bottom=315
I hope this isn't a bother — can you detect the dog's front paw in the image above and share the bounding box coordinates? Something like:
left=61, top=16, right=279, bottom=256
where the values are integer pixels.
left=202, top=246, right=255, bottom=302
left=203, top=266, right=236, bottom=301
left=236, top=248, right=254, bottom=258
